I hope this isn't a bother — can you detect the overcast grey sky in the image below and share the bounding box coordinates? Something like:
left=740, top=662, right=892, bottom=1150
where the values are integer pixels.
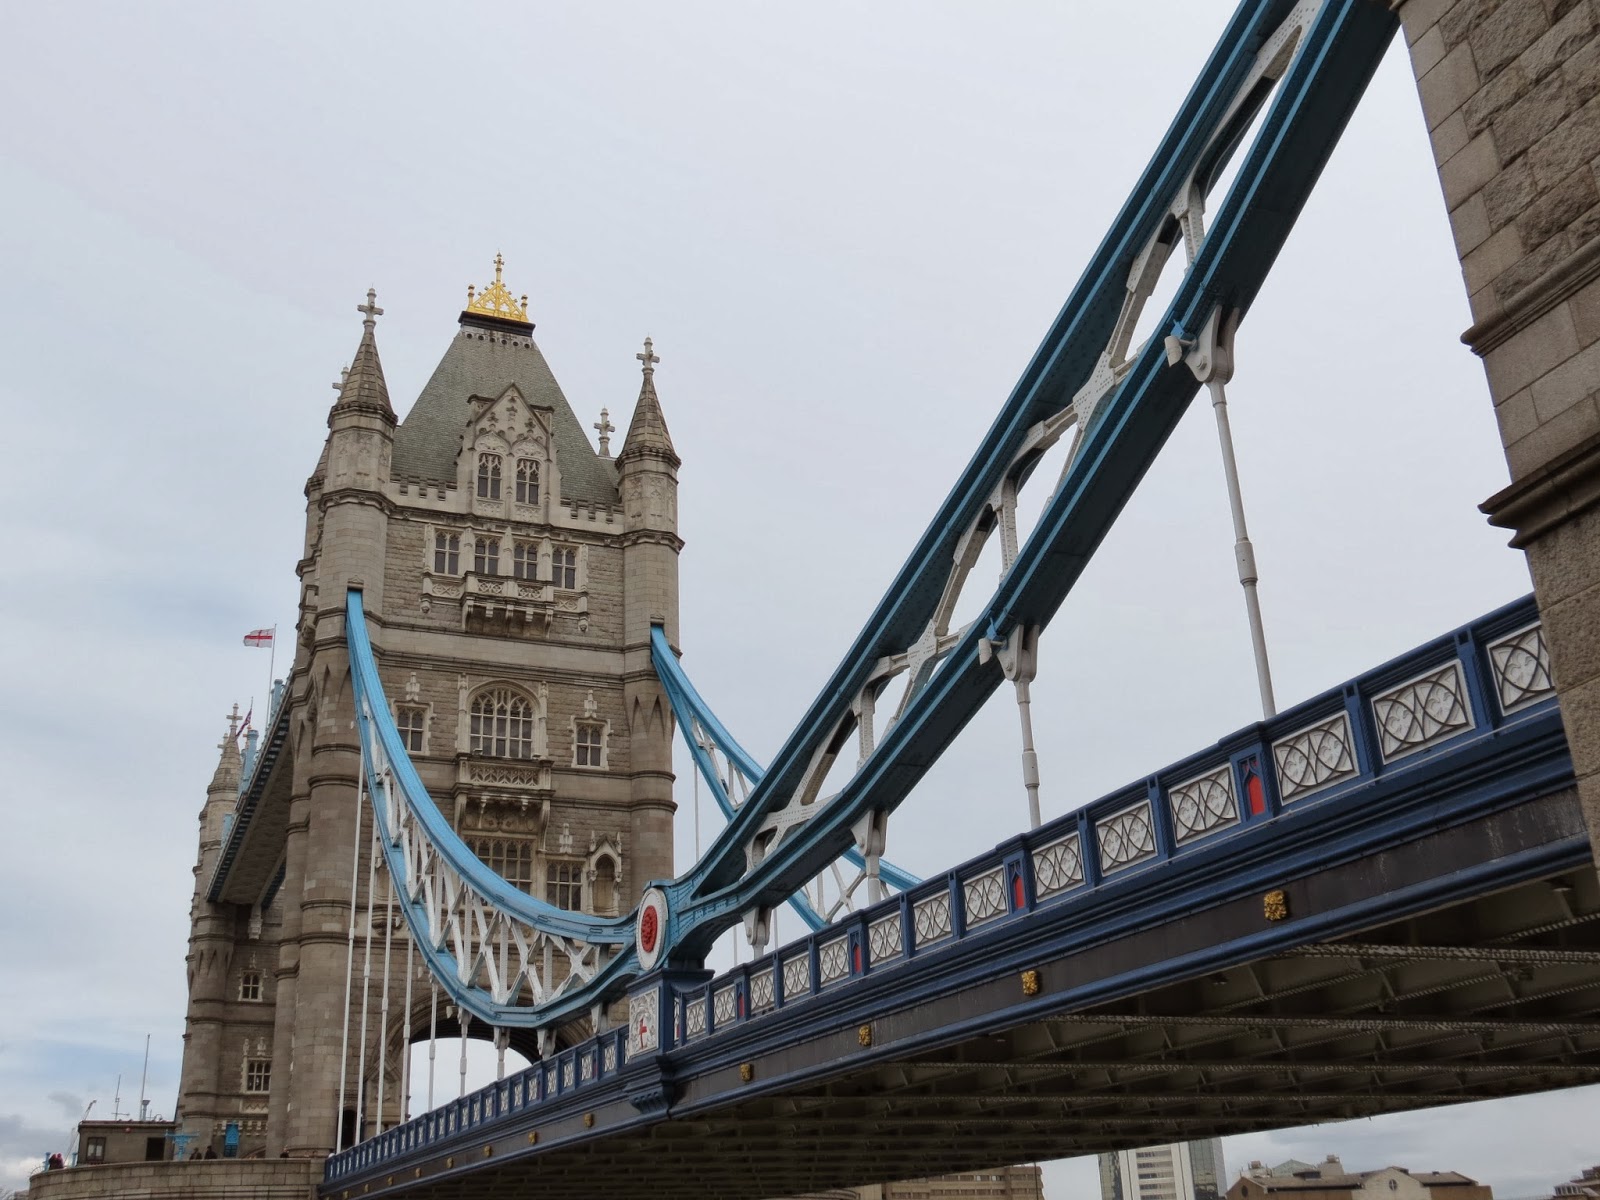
left=0, top=2, right=1592, bottom=1196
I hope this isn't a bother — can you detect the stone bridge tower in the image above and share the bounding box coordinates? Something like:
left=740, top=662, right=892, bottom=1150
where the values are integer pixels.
left=1396, top=0, right=1600, bottom=870
left=175, top=259, right=681, bottom=1158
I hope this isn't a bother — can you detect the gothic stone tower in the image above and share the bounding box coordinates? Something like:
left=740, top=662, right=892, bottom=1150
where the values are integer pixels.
left=175, top=259, right=681, bottom=1158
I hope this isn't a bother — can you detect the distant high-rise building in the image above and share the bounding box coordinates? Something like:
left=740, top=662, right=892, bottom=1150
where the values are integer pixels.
left=1100, top=1141, right=1227, bottom=1200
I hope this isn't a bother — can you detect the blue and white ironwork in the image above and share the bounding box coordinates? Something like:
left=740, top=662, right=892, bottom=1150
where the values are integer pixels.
left=323, top=0, right=1411, bottom=1038
left=651, top=626, right=919, bottom=938
left=327, top=594, right=1572, bottom=1188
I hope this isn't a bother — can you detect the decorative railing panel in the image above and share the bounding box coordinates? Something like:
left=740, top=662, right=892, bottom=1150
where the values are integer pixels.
left=1273, top=711, right=1357, bottom=802
left=1372, top=661, right=1474, bottom=762
left=1097, top=800, right=1158, bottom=874
left=1488, top=623, right=1556, bottom=715
left=1169, top=764, right=1240, bottom=845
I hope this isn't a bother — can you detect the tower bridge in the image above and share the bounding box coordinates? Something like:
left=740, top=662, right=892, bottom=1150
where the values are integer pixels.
left=24, top=0, right=1600, bottom=1197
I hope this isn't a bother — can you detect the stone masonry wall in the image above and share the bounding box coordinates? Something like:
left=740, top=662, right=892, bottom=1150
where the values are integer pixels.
left=1401, top=0, right=1600, bottom=857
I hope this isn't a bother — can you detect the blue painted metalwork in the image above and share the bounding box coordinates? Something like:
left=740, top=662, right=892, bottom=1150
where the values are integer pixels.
left=324, top=594, right=1577, bottom=1187
left=345, top=591, right=637, bottom=1028
left=315, top=0, right=1406, bottom=1034
left=657, top=0, right=1401, bottom=961
left=650, top=625, right=919, bottom=933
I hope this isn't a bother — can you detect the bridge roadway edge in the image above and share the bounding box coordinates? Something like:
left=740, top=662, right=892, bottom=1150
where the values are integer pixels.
left=323, top=706, right=1592, bottom=1198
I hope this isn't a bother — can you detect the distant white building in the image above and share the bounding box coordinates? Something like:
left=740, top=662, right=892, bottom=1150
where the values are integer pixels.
left=1099, top=1141, right=1227, bottom=1200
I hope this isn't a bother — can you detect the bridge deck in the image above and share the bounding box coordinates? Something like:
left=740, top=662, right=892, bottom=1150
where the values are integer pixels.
left=324, top=599, right=1600, bottom=1199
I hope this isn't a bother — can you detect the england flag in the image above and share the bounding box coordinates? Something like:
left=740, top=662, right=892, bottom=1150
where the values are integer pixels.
left=243, top=628, right=274, bottom=648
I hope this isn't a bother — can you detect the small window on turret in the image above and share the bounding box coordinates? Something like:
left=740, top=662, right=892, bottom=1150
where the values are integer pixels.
left=553, top=547, right=577, bottom=590
left=239, top=971, right=262, bottom=1002
left=515, top=459, right=539, bottom=505
left=477, top=453, right=502, bottom=500
left=433, top=532, right=460, bottom=575
left=473, top=538, right=499, bottom=576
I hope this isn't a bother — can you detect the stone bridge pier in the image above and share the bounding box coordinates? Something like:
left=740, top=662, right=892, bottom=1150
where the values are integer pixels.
left=1401, top=0, right=1600, bottom=867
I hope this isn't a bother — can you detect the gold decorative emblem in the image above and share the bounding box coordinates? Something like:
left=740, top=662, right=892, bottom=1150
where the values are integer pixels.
left=583, top=1112, right=595, bottom=1128
left=446, top=1156, right=454, bottom=1168
left=414, top=1168, right=422, bottom=1178
left=858, top=1024, right=872, bottom=1047
left=386, top=1176, right=393, bottom=1186
left=465, top=253, right=530, bottom=323
left=1264, top=889, right=1289, bottom=922
left=527, top=1131, right=538, bottom=1144
left=483, top=1144, right=493, bottom=1157
left=1021, top=968, right=1041, bottom=997
left=739, top=1062, right=754, bottom=1082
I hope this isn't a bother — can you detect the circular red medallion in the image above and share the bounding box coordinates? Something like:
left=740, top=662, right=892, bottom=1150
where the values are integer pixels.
left=639, top=905, right=659, bottom=954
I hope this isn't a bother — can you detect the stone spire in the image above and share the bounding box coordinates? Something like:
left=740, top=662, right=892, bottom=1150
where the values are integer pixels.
left=209, top=705, right=243, bottom=793
left=618, top=337, right=678, bottom=465
left=329, top=289, right=393, bottom=422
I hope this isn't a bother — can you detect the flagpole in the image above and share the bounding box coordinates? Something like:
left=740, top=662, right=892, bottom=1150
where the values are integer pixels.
left=267, top=625, right=277, bottom=714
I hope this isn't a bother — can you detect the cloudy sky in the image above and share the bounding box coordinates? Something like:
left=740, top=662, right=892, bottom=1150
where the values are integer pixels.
left=0, top=2, right=1592, bottom=1196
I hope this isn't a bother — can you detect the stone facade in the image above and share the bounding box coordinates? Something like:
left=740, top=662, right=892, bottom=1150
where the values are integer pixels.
left=1398, top=0, right=1600, bottom=864
left=26, top=1159, right=318, bottom=1200
left=174, top=271, right=681, bottom=1159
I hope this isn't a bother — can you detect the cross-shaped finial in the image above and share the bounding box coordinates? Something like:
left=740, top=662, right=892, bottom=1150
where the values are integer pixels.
left=331, top=364, right=349, bottom=393
left=493, top=252, right=505, bottom=283
left=637, top=336, right=659, bottom=374
left=357, top=288, right=384, bottom=328
left=594, top=407, right=616, bottom=457
left=226, top=703, right=242, bottom=740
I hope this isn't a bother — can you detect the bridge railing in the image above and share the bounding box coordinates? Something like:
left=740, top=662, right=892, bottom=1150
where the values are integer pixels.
left=325, top=594, right=1557, bottom=1185
left=652, top=593, right=1556, bottom=1051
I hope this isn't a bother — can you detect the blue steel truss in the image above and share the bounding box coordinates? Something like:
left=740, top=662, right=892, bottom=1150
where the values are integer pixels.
left=339, top=0, right=1404, bottom=1032
left=326, top=594, right=1576, bottom=1188
left=650, top=625, right=920, bottom=932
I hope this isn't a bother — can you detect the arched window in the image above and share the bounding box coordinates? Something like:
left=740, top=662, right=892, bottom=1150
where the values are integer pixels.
left=592, top=856, right=617, bottom=915
left=469, top=688, right=536, bottom=759
left=476, top=453, right=502, bottom=500
left=512, top=541, right=538, bottom=580
left=468, top=837, right=535, bottom=892
left=515, top=459, right=539, bottom=505
left=239, top=971, right=263, bottom=1002
left=473, top=537, right=499, bottom=575
left=433, top=531, right=460, bottom=574
left=552, top=546, right=577, bottom=590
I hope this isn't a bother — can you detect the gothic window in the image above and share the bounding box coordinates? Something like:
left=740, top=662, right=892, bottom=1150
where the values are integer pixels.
left=433, top=532, right=461, bottom=575
left=244, top=1059, right=271, bottom=1093
left=552, top=546, right=577, bottom=590
left=515, top=459, right=539, bottom=505
left=591, top=856, right=617, bottom=915
left=512, top=541, right=539, bottom=581
left=574, top=723, right=605, bottom=768
left=473, top=537, right=499, bottom=576
left=469, top=688, right=536, bottom=759
left=476, top=453, right=502, bottom=500
left=396, top=706, right=426, bottom=754
left=468, top=837, right=535, bottom=893
left=239, top=971, right=263, bottom=1002
left=546, top=859, right=582, bottom=910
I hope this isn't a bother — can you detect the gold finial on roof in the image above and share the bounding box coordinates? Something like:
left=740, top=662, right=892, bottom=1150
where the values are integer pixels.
left=465, top=252, right=531, bottom=323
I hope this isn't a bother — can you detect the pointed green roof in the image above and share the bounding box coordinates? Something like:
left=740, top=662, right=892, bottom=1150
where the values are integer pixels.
left=390, top=318, right=618, bottom=505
